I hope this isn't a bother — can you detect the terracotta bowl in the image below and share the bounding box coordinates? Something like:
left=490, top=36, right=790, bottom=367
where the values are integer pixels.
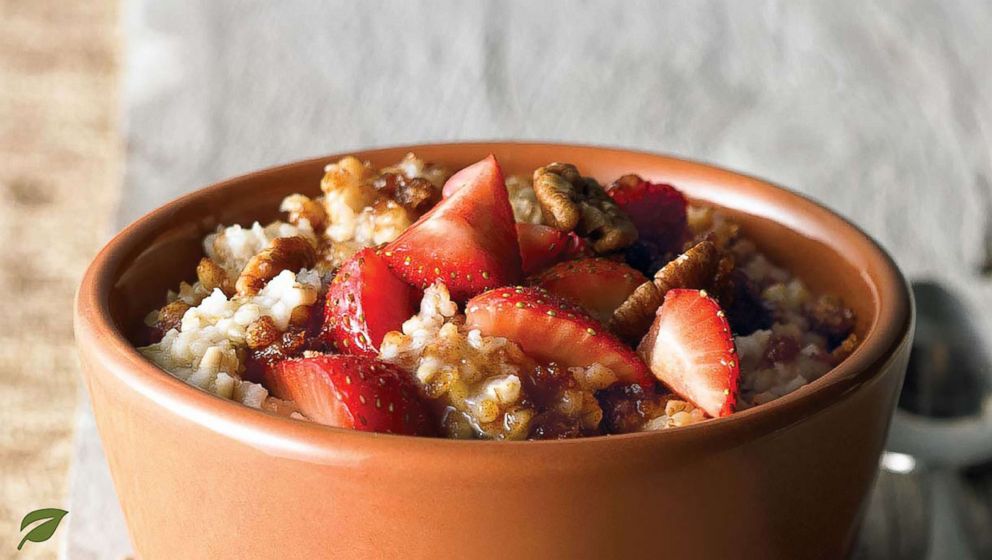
left=75, top=143, right=913, bottom=559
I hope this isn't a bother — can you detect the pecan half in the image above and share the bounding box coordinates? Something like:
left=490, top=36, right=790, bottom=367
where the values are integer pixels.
left=196, top=257, right=233, bottom=295
left=609, top=241, right=718, bottom=343
left=533, top=163, right=637, bottom=254
left=236, top=236, right=317, bottom=296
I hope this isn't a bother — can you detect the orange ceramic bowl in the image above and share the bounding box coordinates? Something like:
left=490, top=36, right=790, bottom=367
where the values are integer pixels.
left=75, top=143, right=912, bottom=559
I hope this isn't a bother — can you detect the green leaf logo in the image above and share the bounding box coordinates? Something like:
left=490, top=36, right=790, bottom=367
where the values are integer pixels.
left=18, top=508, right=68, bottom=551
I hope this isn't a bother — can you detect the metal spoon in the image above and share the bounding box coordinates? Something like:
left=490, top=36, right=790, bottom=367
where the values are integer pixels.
left=882, top=280, right=992, bottom=559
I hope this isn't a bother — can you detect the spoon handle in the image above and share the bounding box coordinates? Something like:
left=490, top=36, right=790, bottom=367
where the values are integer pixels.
left=926, top=469, right=975, bottom=560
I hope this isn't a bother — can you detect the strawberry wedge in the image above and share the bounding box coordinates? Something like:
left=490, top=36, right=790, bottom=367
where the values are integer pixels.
left=465, top=286, right=654, bottom=388
left=323, top=247, right=419, bottom=356
left=531, top=258, right=646, bottom=323
left=516, top=223, right=590, bottom=276
left=267, top=354, right=435, bottom=436
left=382, top=155, right=522, bottom=301
left=638, top=289, right=740, bottom=417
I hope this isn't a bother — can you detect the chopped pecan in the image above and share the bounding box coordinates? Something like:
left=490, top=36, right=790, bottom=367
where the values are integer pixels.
left=533, top=163, right=637, bottom=254
left=372, top=173, right=440, bottom=214
left=380, top=152, right=452, bottom=189
left=609, top=241, right=718, bottom=343
left=805, top=294, right=856, bottom=343
left=280, top=194, right=327, bottom=231
left=709, top=251, right=738, bottom=307
left=236, top=236, right=317, bottom=296
left=196, top=257, right=233, bottom=295
left=598, top=383, right=669, bottom=434
left=321, top=156, right=373, bottom=198
left=155, top=300, right=191, bottom=333
left=246, top=316, right=280, bottom=350
left=250, top=325, right=312, bottom=365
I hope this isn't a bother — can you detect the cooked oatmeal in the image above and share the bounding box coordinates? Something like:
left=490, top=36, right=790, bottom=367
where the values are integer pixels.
left=135, top=153, right=858, bottom=439
left=140, top=269, right=321, bottom=406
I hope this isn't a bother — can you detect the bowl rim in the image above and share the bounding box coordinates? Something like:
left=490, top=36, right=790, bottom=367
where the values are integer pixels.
left=74, top=141, right=913, bottom=458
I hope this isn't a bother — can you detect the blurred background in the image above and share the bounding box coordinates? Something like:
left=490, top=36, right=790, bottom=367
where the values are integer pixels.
left=2, top=1, right=991, bottom=558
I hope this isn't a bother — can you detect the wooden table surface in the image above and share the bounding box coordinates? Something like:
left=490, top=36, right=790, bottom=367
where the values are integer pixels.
left=65, top=1, right=992, bottom=558
left=0, top=2, right=120, bottom=559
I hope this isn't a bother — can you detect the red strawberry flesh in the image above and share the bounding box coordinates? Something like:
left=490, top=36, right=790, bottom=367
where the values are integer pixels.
left=382, top=155, right=522, bottom=300
left=465, top=286, right=654, bottom=388
left=637, top=289, right=740, bottom=417
left=608, top=175, right=688, bottom=252
left=516, top=222, right=590, bottom=276
left=532, top=258, right=647, bottom=323
left=267, top=354, right=435, bottom=436
left=323, top=248, right=418, bottom=356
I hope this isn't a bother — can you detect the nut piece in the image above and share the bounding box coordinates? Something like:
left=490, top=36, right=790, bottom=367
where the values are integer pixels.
left=321, top=156, right=373, bottom=200
left=534, top=163, right=584, bottom=230
left=371, top=173, right=440, bottom=214
left=608, top=282, right=665, bottom=344
left=805, top=294, right=856, bottom=342
left=652, top=240, right=718, bottom=293
left=155, top=300, right=191, bottom=333
left=280, top=194, right=327, bottom=231
left=236, top=236, right=317, bottom=296
left=196, top=257, right=233, bottom=295
left=380, top=152, right=452, bottom=189
left=609, top=241, right=718, bottom=343
left=709, top=252, right=738, bottom=308
left=248, top=324, right=312, bottom=371
left=533, top=163, right=637, bottom=254
left=246, top=316, right=280, bottom=350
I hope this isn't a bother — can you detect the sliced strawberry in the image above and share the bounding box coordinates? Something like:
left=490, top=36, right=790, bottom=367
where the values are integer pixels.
left=608, top=175, right=688, bottom=252
left=516, top=223, right=591, bottom=275
left=323, top=248, right=418, bottom=356
left=531, top=258, right=647, bottom=324
left=637, top=289, right=739, bottom=417
left=465, top=286, right=654, bottom=388
left=441, top=158, right=484, bottom=198
left=382, top=155, right=522, bottom=300
left=517, top=223, right=567, bottom=275
left=267, top=354, right=435, bottom=436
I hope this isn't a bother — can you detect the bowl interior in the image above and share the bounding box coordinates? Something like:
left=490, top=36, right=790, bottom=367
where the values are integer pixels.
left=110, top=145, right=877, bottom=340
left=86, top=142, right=909, bottom=450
